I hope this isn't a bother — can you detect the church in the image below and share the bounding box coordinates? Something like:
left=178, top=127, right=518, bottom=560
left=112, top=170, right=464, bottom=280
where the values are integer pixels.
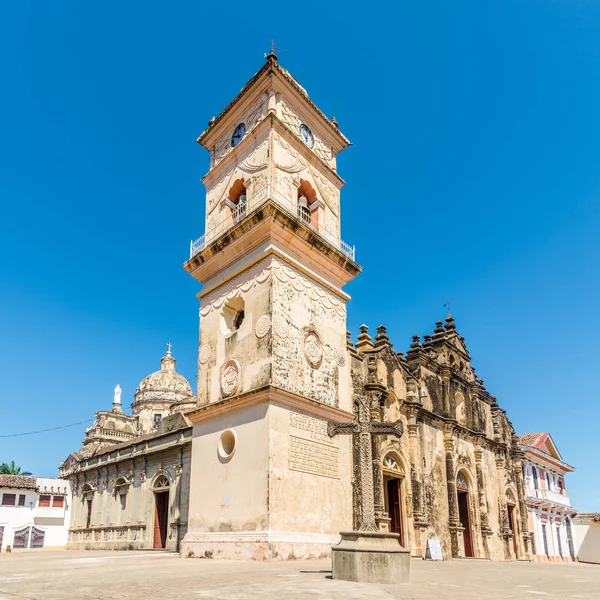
left=60, top=51, right=531, bottom=562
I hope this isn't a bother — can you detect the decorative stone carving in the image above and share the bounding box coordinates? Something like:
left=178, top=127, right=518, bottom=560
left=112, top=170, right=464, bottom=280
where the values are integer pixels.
left=333, top=347, right=346, bottom=367
left=220, top=357, right=241, bottom=398
left=254, top=314, right=271, bottom=338
left=302, top=327, right=324, bottom=369
left=201, top=257, right=346, bottom=318
left=457, top=471, right=469, bottom=491
left=199, top=344, right=212, bottom=365
left=383, top=454, right=402, bottom=473
left=273, top=315, right=289, bottom=338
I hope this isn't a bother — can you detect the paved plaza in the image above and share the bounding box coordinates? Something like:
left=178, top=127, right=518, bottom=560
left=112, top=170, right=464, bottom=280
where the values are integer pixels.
left=0, top=551, right=598, bottom=600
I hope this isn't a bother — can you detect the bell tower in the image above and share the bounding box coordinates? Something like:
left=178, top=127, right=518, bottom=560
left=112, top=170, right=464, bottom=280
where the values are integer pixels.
left=182, top=51, right=360, bottom=559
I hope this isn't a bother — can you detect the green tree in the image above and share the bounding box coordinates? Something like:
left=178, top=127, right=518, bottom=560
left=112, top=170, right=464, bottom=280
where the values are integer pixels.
left=0, top=461, right=32, bottom=476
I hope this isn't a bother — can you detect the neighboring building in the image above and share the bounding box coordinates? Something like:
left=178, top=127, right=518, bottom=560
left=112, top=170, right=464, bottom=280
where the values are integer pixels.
left=573, top=513, right=600, bottom=564
left=0, top=475, right=71, bottom=551
left=518, top=432, right=577, bottom=562
left=62, top=52, right=533, bottom=561
left=59, top=349, right=194, bottom=551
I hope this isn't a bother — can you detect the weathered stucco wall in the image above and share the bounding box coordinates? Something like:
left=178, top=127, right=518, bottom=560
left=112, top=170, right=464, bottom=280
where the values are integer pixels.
left=197, top=257, right=273, bottom=406
left=268, top=403, right=352, bottom=538
left=67, top=440, right=192, bottom=552
left=270, top=258, right=347, bottom=408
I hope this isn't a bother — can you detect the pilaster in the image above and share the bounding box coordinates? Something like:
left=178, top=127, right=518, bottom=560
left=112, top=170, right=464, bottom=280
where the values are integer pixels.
left=474, top=443, right=492, bottom=558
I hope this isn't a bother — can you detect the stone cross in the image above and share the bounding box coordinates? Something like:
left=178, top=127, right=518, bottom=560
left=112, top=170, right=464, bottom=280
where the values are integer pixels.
left=328, top=394, right=404, bottom=532
left=166, top=342, right=172, bottom=355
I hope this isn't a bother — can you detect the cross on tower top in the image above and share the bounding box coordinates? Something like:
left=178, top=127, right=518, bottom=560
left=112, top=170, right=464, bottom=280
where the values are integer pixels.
left=166, top=342, right=172, bottom=356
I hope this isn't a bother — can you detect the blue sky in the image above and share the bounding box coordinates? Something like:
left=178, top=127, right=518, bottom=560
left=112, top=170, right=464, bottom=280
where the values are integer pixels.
left=1, top=2, right=598, bottom=511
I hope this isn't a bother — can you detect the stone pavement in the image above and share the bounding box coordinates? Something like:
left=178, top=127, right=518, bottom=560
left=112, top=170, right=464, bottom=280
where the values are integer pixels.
left=0, top=551, right=598, bottom=600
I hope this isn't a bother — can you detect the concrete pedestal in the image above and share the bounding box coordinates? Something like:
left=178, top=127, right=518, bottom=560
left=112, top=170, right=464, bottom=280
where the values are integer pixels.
left=331, top=531, right=411, bottom=584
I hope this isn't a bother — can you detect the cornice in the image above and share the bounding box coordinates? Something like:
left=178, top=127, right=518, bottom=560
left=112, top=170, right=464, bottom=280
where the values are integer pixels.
left=197, top=57, right=350, bottom=151
left=183, top=200, right=360, bottom=289
left=187, top=384, right=354, bottom=425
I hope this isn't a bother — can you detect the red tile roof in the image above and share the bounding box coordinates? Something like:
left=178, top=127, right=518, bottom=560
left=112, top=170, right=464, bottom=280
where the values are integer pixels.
left=0, top=475, right=36, bottom=489
left=518, top=432, right=548, bottom=449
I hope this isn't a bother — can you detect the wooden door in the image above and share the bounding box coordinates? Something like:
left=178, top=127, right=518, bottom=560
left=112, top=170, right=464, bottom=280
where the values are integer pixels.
left=386, top=478, right=405, bottom=546
left=153, top=491, right=169, bottom=549
left=457, top=490, right=474, bottom=557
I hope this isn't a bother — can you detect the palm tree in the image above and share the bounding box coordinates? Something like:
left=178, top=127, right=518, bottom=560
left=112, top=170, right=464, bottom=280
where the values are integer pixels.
left=0, top=461, right=32, bottom=476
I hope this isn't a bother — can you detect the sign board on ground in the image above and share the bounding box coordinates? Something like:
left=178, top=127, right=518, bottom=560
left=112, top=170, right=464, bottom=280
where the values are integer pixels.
left=425, top=538, right=443, bottom=561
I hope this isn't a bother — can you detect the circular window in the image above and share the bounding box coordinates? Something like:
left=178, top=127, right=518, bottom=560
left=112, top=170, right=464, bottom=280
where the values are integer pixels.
left=218, top=429, right=237, bottom=460
left=233, top=309, right=245, bottom=331
left=231, top=123, right=245, bottom=147
left=299, top=124, right=314, bottom=149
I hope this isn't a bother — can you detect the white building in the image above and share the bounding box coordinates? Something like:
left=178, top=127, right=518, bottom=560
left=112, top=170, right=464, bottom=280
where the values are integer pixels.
left=518, top=433, right=577, bottom=562
left=573, top=513, right=600, bottom=564
left=0, top=475, right=72, bottom=551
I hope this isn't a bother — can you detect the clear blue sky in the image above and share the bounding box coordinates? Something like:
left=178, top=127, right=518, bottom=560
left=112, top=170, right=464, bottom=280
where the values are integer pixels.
left=1, top=2, right=598, bottom=511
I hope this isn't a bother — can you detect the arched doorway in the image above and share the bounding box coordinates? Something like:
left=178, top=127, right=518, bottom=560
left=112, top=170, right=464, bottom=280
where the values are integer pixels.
left=506, top=489, right=519, bottom=558
left=152, top=474, right=170, bottom=549
left=81, top=484, right=95, bottom=529
left=382, top=453, right=406, bottom=547
left=456, top=471, right=474, bottom=557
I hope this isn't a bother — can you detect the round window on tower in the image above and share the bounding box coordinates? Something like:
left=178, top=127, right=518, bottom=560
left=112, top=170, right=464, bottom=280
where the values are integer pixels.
left=221, top=297, right=245, bottom=336
left=234, top=310, right=245, bottom=331
left=218, top=429, right=237, bottom=460
left=231, top=123, right=245, bottom=147
left=299, top=124, right=314, bottom=149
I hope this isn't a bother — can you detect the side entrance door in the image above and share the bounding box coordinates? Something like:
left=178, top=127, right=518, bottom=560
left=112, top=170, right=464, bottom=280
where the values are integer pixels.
left=153, top=491, right=169, bottom=549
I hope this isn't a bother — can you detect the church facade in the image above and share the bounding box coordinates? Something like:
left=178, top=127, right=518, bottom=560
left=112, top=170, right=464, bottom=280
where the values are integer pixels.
left=60, top=350, right=195, bottom=551
left=61, top=53, right=531, bottom=561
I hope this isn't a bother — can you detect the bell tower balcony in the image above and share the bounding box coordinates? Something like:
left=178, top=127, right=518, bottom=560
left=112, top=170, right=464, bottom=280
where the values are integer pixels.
left=189, top=182, right=355, bottom=262
left=184, top=182, right=358, bottom=290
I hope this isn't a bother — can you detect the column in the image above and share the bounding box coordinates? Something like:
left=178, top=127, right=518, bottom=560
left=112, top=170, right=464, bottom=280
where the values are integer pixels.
left=406, top=404, right=427, bottom=556
left=495, top=451, right=512, bottom=560
left=474, top=443, right=492, bottom=558
left=441, top=369, right=451, bottom=418
left=513, top=456, right=531, bottom=558
left=444, top=426, right=461, bottom=558
left=369, top=393, right=388, bottom=531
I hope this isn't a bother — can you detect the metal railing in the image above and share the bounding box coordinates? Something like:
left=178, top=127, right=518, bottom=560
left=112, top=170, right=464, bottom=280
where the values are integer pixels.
left=189, top=187, right=355, bottom=261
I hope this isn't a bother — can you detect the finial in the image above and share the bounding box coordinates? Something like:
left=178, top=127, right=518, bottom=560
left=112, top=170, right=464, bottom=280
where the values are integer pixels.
left=266, top=41, right=278, bottom=63
left=166, top=342, right=172, bottom=356
left=433, top=321, right=445, bottom=334
left=357, top=324, right=372, bottom=343
left=208, top=116, right=216, bottom=127
left=355, top=324, right=374, bottom=352
left=374, top=324, right=391, bottom=347
left=423, top=334, right=432, bottom=346
left=346, top=329, right=354, bottom=350
left=444, top=314, right=456, bottom=331
left=113, top=384, right=122, bottom=409
left=331, top=116, right=339, bottom=128
left=410, top=335, right=422, bottom=349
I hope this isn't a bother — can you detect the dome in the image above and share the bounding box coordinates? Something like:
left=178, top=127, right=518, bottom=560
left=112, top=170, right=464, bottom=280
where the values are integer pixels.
left=133, top=347, right=194, bottom=407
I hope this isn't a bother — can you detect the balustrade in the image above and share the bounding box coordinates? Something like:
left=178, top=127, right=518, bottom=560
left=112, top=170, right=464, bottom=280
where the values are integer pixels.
left=189, top=186, right=355, bottom=261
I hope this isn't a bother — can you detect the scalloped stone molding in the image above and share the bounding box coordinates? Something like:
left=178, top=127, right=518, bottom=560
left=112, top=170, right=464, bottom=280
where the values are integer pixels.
left=200, top=257, right=347, bottom=319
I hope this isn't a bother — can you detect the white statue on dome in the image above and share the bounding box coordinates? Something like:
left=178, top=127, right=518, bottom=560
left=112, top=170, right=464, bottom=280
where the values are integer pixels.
left=113, top=384, right=122, bottom=409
